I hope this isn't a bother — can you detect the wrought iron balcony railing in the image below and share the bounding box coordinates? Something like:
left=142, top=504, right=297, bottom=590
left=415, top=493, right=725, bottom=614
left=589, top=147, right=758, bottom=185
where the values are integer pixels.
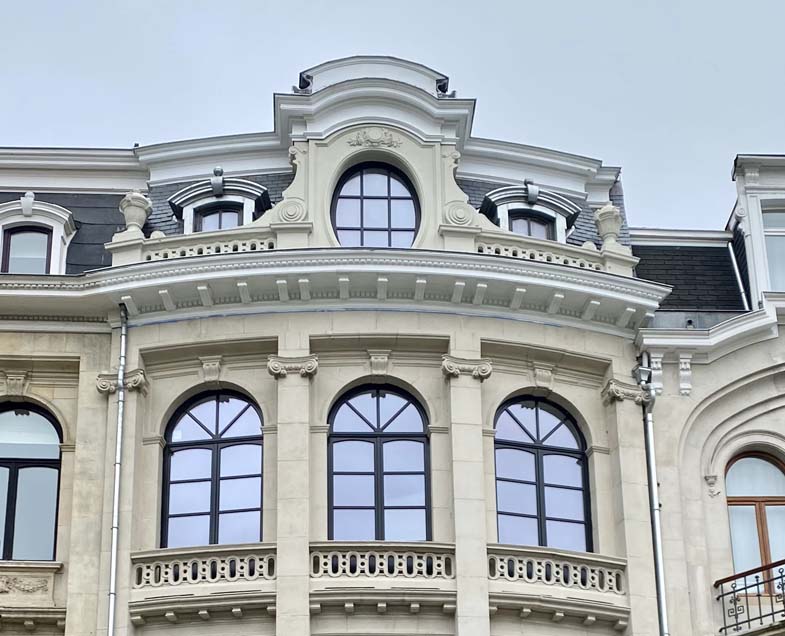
left=714, top=558, right=785, bottom=634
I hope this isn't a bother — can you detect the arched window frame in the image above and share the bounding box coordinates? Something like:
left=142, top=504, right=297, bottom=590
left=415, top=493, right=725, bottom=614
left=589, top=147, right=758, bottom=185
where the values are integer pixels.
left=330, top=162, right=421, bottom=248
left=161, top=390, right=265, bottom=548
left=327, top=384, right=431, bottom=541
left=493, top=396, right=592, bottom=552
left=0, top=402, right=62, bottom=561
left=2, top=225, right=53, bottom=274
left=507, top=209, right=555, bottom=240
left=725, top=452, right=785, bottom=573
left=193, top=202, right=243, bottom=232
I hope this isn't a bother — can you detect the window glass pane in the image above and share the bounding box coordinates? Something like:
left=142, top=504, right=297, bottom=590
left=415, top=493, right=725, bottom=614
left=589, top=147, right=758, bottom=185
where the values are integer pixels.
left=218, top=510, right=259, bottom=544
left=169, top=481, right=211, bottom=514
left=220, top=477, right=261, bottom=511
left=538, top=404, right=563, bottom=440
left=382, top=404, right=422, bottom=433
left=171, top=414, right=211, bottom=442
left=763, top=210, right=785, bottom=229
left=529, top=220, right=550, bottom=239
left=337, top=230, right=361, bottom=246
left=378, top=392, right=408, bottom=427
left=349, top=392, right=376, bottom=425
left=168, top=514, right=209, bottom=548
left=498, top=514, right=538, bottom=545
left=363, top=199, right=388, bottom=228
left=188, top=399, right=217, bottom=434
left=542, top=423, right=579, bottom=449
left=170, top=449, right=212, bottom=480
left=332, top=441, right=374, bottom=472
left=341, top=173, right=361, bottom=196
left=0, top=468, right=6, bottom=556
left=729, top=505, right=762, bottom=573
left=384, top=509, right=426, bottom=541
left=543, top=454, right=582, bottom=487
left=383, top=441, right=424, bottom=472
left=363, top=170, right=388, bottom=196
left=220, top=444, right=261, bottom=477
left=200, top=213, right=221, bottom=231
left=766, top=506, right=785, bottom=562
left=12, top=467, right=58, bottom=560
left=390, top=231, right=415, bottom=248
left=510, top=217, right=529, bottom=235
left=766, top=235, right=785, bottom=291
left=221, top=211, right=240, bottom=229
left=496, top=481, right=537, bottom=515
left=495, top=449, right=535, bottom=481
left=333, top=475, right=375, bottom=506
left=545, top=486, right=584, bottom=521
left=389, top=175, right=410, bottom=197
left=363, top=230, right=389, bottom=247
left=333, top=509, right=375, bottom=540
left=495, top=411, right=532, bottom=443
left=507, top=403, right=537, bottom=439
left=0, top=409, right=59, bottom=459
left=726, top=457, right=785, bottom=496
left=7, top=231, right=48, bottom=274
left=217, top=397, right=248, bottom=431
left=384, top=475, right=425, bottom=506
left=332, top=403, right=374, bottom=433
left=391, top=199, right=415, bottom=227
left=336, top=199, right=361, bottom=227
left=546, top=520, right=586, bottom=551
left=221, top=407, right=262, bottom=438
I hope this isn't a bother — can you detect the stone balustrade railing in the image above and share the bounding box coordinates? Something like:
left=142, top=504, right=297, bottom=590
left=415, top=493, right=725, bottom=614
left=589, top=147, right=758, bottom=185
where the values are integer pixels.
left=310, top=542, right=455, bottom=580
left=476, top=231, right=604, bottom=271
left=140, top=226, right=277, bottom=263
left=131, top=543, right=276, bottom=589
left=487, top=544, right=626, bottom=595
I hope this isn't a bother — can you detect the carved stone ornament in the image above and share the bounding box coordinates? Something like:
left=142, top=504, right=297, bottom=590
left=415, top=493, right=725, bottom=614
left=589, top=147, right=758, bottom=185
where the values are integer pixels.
left=368, top=349, right=391, bottom=376
left=533, top=365, right=554, bottom=390
left=0, top=576, right=48, bottom=594
left=705, top=474, right=721, bottom=498
left=199, top=356, right=222, bottom=383
left=267, top=354, right=319, bottom=379
left=601, top=379, right=648, bottom=406
left=2, top=371, right=29, bottom=397
left=444, top=202, right=475, bottom=226
left=441, top=355, right=493, bottom=381
left=276, top=200, right=307, bottom=223
left=96, top=368, right=148, bottom=395
left=347, top=127, right=402, bottom=149
left=95, top=373, right=118, bottom=395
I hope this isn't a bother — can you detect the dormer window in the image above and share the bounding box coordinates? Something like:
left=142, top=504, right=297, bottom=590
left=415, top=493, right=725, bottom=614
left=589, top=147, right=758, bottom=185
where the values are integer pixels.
left=2, top=226, right=52, bottom=274
left=509, top=211, right=554, bottom=240
left=194, top=205, right=242, bottom=232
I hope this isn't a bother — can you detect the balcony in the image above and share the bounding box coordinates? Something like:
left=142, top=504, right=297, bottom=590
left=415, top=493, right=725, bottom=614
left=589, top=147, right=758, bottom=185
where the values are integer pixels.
left=714, top=559, right=785, bottom=634
left=0, top=561, right=65, bottom=632
left=487, top=544, right=630, bottom=630
left=128, top=543, right=276, bottom=626
left=309, top=542, right=456, bottom=614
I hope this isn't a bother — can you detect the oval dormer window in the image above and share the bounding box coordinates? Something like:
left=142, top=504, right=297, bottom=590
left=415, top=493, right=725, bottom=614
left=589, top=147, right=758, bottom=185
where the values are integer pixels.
left=331, top=163, right=419, bottom=248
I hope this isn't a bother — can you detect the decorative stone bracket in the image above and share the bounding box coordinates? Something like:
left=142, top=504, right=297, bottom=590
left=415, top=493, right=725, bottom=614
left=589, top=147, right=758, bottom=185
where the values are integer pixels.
left=601, top=379, right=648, bottom=406
left=368, top=350, right=391, bottom=376
left=1, top=371, right=29, bottom=397
left=199, top=356, right=223, bottom=383
left=267, top=354, right=319, bottom=378
left=441, top=355, right=492, bottom=381
left=96, top=368, right=149, bottom=396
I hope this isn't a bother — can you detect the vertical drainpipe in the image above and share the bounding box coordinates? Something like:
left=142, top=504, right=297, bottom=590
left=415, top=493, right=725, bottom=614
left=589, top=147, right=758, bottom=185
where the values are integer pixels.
left=107, top=304, right=128, bottom=636
left=638, top=350, right=671, bottom=636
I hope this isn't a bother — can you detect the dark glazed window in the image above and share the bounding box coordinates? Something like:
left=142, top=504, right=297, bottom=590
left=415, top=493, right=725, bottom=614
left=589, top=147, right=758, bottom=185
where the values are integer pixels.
left=162, top=391, right=264, bottom=548
left=2, top=226, right=52, bottom=274
left=194, top=205, right=242, bottom=232
left=328, top=386, right=430, bottom=541
left=494, top=397, right=591, bottom=552
left=0, top=404, right=62, bottom=560
left=331, top=163, right=419, bottom=248
left=508, top=211, right=553, bottom=240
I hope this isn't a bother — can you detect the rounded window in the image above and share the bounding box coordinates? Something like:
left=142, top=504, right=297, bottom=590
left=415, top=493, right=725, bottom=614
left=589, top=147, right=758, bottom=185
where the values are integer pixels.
left=331, top=163, right=419, bottom=248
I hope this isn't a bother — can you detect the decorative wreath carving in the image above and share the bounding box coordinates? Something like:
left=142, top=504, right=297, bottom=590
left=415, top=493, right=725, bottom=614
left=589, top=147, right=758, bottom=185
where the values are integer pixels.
left=0, top=576, right=48, bottom=594
left=347, top=127, right=402, bottom=149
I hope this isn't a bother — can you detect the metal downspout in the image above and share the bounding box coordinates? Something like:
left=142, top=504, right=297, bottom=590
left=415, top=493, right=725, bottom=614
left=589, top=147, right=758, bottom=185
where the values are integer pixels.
left=107, top=305, right=128, bottom=636
left=639, top=351, right=671, bottom=636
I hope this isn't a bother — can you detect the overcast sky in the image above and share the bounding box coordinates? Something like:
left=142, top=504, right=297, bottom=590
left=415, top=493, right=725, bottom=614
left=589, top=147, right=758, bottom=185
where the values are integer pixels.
left=2, top=0, right=784, bottom=229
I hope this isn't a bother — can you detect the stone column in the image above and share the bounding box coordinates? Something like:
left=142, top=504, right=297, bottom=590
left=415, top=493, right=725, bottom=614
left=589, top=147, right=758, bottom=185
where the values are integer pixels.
left=268, top=353, right=318, bottom=636
left=441, top=353, right=493, bottom=636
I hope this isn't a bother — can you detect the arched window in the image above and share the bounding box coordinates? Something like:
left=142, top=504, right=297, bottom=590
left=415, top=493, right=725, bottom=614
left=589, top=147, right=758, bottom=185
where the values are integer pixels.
left=494, top=397, right=591, bottom=552
left=726, top=454, right=785, bottom=573
left=162, top=391, right=264, bottom=548
left=508, top=211, right=554, bottom=240
left=328, top=385, right=430, bottom=541
left=331, top=163, right=420, bottom=248
left=194, top=204, right=242, bottom=232
left=2, top=226, right=52, bottom=274
left=0, top=403, right=61, bottom=560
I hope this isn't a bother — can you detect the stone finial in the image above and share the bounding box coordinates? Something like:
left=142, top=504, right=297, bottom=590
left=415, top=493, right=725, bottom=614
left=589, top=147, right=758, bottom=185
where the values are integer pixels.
left=118, top=191, right=152, bottom=237
left=594, top=203, right=623, bottom=249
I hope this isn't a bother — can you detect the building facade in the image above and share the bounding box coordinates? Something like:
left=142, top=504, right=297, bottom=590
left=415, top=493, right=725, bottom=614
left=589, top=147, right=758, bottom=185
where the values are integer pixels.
left=0, top=57, right=781, bottom=636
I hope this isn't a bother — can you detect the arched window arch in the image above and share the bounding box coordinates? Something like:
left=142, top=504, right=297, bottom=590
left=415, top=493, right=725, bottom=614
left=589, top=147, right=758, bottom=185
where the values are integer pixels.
left=494, top=397, right=591, bottom=552
left=0, top=403, right=61, bottom=560
left=331, top=162, right=420, bottom=248
left=726, top=453, right=785, bottom=574
left=162, top=390, right=264, bottom=548
left=328, top=385, right=430, bottom=541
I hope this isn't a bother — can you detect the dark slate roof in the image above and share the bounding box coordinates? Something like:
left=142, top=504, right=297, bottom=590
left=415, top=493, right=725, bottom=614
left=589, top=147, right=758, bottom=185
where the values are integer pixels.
left=632, top=245, right=746, bottom=311
left=147, top=172, right=295, bottom=234
left=456, top=177, right=631, bottom=247
left=0, top=191, right=124, bottom=274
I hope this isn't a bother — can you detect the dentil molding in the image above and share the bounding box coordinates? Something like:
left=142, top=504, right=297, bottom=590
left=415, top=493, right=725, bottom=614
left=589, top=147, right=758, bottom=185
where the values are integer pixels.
left=441, top=355, right=492, bottom=381
left=267, top=354, right=319, bottom=378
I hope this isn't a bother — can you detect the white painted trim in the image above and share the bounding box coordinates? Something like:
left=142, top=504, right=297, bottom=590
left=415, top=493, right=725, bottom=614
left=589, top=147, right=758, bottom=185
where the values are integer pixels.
left=629, top=228, right=733, bottom=247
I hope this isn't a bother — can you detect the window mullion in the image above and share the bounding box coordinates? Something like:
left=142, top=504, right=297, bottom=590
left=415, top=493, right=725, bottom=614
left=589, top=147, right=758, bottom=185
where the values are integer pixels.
left=376, top=437, right=384, bottom=540
left=4, top=463, right=19, bottom=560
left=535, top=449, right=546, bottom=547
left=210, top=443, right=220, bottom=545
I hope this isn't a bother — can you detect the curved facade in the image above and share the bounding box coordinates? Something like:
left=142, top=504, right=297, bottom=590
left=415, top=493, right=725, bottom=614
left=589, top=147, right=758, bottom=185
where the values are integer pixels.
left=0, top=56, right=783, bottom=636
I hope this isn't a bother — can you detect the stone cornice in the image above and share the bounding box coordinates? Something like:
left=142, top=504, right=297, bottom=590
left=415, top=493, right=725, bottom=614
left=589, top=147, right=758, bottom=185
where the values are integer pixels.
left=441, top=355, right=492, bottom=381
left=267, top=354, right=319, bottom=378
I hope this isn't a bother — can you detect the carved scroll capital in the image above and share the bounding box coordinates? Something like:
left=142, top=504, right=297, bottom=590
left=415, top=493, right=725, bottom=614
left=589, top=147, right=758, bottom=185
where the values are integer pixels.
left=267, top=354, right=319, bottom=379
left=601, top=379, right=648, bottom=406
left=96, top=368, right=148, bottom=396
left=441, top=355, right=492, bottom=382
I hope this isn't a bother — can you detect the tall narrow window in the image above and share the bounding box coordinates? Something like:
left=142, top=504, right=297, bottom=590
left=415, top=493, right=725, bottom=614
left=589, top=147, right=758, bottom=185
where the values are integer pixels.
left=0, top=404, right=61, bottom=560
left=763, top=209, right=785, bottom=290
left=328, top=386, right=430, bottom=541
left=726, top=454, right=785, bottom=574
left=162, top=391, right=264, bottom=548
left=2, top=227, right=52, bottom=274
left=494, top=397, right=591, bottom=552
